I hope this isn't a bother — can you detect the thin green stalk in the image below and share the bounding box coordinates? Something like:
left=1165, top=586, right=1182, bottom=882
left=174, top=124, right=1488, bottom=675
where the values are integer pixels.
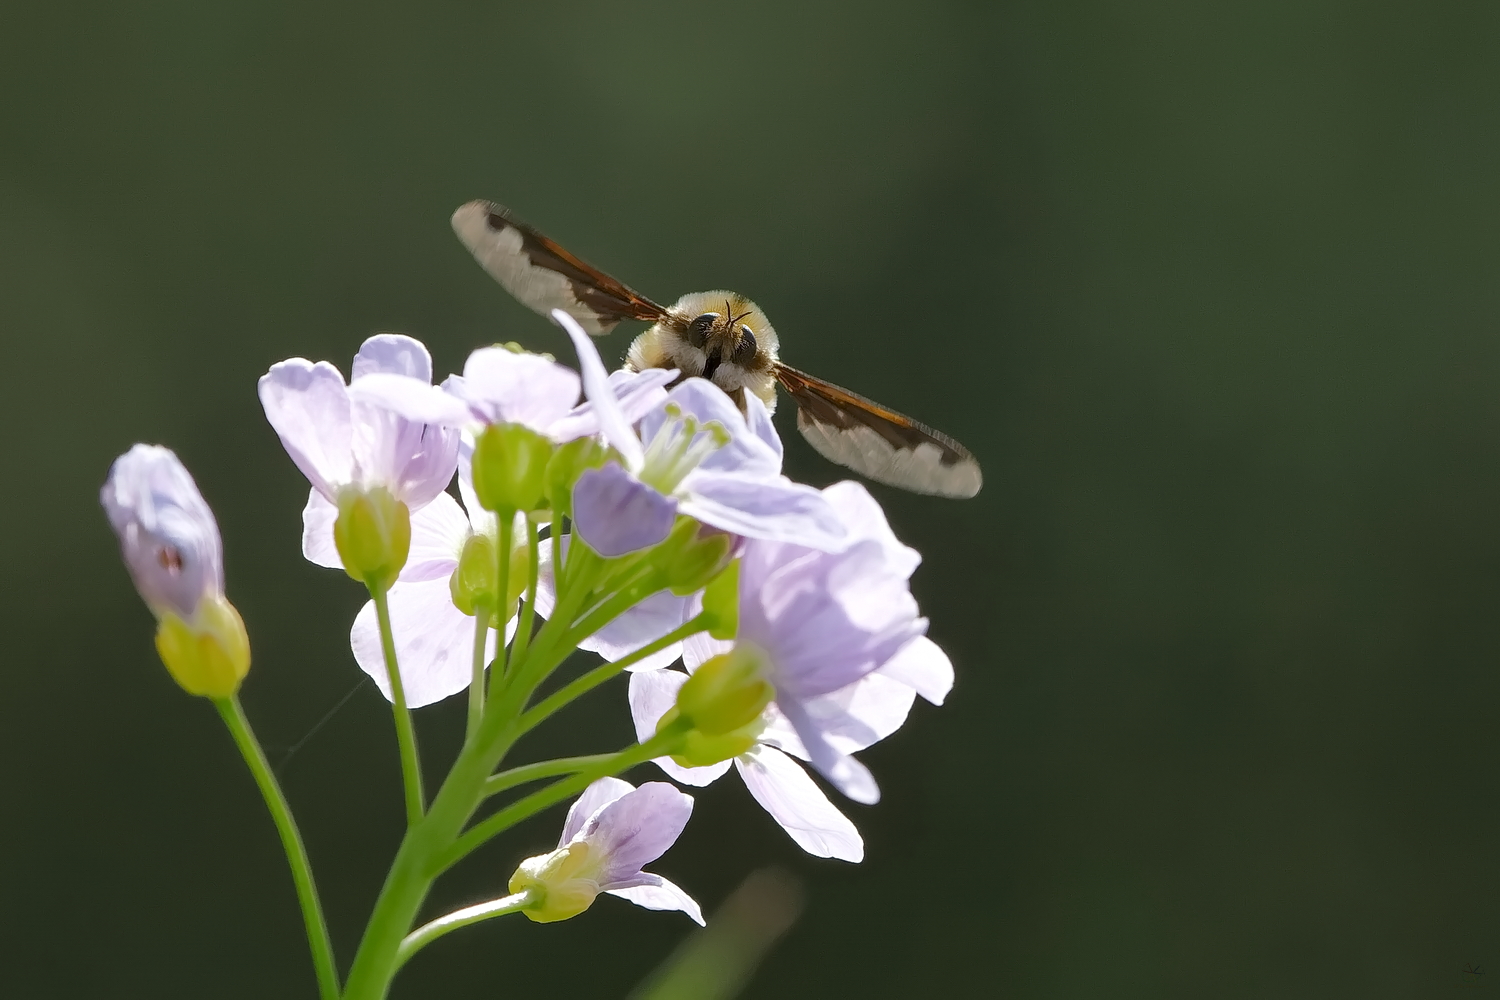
left=483, top=753, right=617, bottom=798
left=215, top=696, right=340, bottom=1000
left=437, top=726, right=688, bottom=871
left=509, top=520, right=540, bottom=669
left=556, top=573, right=669, bottom=655
left=394, top=889, right=537, bottom=971
left=466, top=601, right=490, bottom=742
left=516, top=613, right=710, bottom=739
left=502, top=546, right=609, bottom=700
left=496, top=514, right=513, bottom=682
left=550, top=522, right=563, bottom=606
left=372, top=585, right=425, bottom=826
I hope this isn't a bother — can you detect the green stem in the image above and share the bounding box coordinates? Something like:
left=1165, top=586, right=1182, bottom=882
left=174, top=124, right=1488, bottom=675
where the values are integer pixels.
left=372, top=585, right=425, bottom=826
left=516, top=613, right=710, bottom=740
left=496, top=514, right=513, bottom=683
left=554, top=573, right=668, bottom=656
left=510, top=520, right=539, bottom=669
left=483, top=753, right=617, bottom=798
left=466, top=601, right=490, bottom=743
left=438, top=726, right=687, bottom=871
left=394, top=889, right=537, bottom=970
left=215, top=696, right=340, bottom=1000
left=340, top=719, right=523, bottom=999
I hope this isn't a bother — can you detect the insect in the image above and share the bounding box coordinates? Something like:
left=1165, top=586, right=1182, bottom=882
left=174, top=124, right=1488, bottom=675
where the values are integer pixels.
left=450, top=200, right=982, bottom=498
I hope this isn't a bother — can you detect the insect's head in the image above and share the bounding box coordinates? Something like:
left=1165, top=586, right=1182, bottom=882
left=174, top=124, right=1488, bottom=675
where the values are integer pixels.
left=684, top=299, right=759, bottom=381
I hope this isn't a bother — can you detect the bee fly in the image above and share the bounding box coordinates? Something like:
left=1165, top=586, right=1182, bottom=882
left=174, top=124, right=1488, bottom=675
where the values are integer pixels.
left=451, top=201, right=982, bottom=499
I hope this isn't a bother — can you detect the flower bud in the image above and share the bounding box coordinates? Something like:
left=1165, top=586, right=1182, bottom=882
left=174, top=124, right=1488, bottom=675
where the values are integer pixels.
left=472, top=422, right=554, bottom=515
left=508, top=841, right=600, bottom=923
left=699, top=559, right=739, bottom=640
left=652, top=519, right=735, bottom=597
left=657, top=707, right=761, bottom=768
left=449, top=529, right=531, bottom=624
left=448, top=532, right=498, bottom=616
left=333, top=486, right=411, bottom=591
left=154, top=594, right=251, bottom=698
left=545, top=436, right=609, bottom=518
left=674, top=645, right=773, bottom=737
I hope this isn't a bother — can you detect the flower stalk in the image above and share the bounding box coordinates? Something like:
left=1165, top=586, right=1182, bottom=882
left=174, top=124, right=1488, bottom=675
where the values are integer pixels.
left=372, top=585, right=425, bottom=826
left=215, top=696, right=340, bottom=1000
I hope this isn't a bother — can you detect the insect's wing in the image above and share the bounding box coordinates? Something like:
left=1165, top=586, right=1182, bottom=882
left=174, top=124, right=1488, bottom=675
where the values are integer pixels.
left=774, top=364, right=982, bottom=498
left=452, top=200, right=668, bottom=335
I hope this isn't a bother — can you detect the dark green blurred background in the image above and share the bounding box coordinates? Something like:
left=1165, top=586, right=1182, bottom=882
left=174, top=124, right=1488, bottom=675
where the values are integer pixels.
left=3, top=2, right=1498, bottom=996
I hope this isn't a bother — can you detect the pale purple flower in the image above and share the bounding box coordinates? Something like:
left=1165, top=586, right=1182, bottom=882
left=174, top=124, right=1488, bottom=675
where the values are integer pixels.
left=511, top=777, right=702, bottom=925
left=101, top=444, right=224, bottom=620
left=636, top=481, right=947, bottom=819
left=629, top=634, right=951, bottom=861
left=552, top=311, right=846, bottom=558
left=259, top=334, right=470, bottom=569
left=442, top=342, right=674, bottom=441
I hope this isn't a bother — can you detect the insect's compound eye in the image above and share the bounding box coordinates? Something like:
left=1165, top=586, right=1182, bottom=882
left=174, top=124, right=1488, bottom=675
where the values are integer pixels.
left=732, top=326, right=758, bottom=366
left=686, top=313, right=718, bottom=349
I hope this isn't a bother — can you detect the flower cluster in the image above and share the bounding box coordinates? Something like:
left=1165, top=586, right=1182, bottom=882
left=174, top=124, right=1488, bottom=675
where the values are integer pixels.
left=100, top=308, right=954, bottom=1000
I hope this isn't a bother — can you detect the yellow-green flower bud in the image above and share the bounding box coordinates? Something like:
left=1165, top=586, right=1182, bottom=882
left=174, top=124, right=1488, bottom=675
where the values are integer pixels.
left=700, top=559, right=739, bottom=640
left=449, top=529, right=531, bottom=625
left=154, top=594, right=251, bottom=698
left=472, top=422, right=555, bottom=516
left=657, top=706, right=761, bottom=768
left=674, top=645, right=772, bottom=737
left=544, top=436, right=609, bottom=518
left=653, top=519, right=735, bottom=597
left=508, top=841, right=599, bottom=923
left=449, top=532, right=498, bottom=616
left=333, top=486, right=411, bottom=592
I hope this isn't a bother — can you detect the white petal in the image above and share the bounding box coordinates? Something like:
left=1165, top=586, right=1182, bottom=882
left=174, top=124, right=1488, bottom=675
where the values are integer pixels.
left=821, top=481, right=920, bottom=578
left=352, top=333, right=433, bottom=383
left=349, top=577, right=495, bottom=708
left=736, top=747, right=863, bottom=861
left=401, top=490, right=468, bottom=582
left=560, top=776, right=635, bottom=846
left=554, top=310, right=643, bottom=467
left=876, top=635, right=953, bottom=705
left=798, top=672, right=917, bottom=756
left=776, top=697, right=880, bottom=805
left=743, top=391, right=784, bottom=470
left=629, top=670, right=732, bottom=786
left=347, top=387, right=462, bottom=509
left=454, top=347, right=581, bottom=430
left=548, top=366, right=677, bottom=442
left=258, top=359, right=353, bottom=499
left=300, top=488, right=343, bottom=571
left=608, top=877, right=704, bottom=925
left=682, top=630, right=733, bottom=671
left=680, top=473, right=847, bottom=551
left=348, top=372, right=471, bottom=426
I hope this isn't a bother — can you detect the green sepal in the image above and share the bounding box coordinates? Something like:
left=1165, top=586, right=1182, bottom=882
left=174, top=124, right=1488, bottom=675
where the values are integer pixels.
left=334, top=486, right=411, bottom=592
left=472, top=423, right=554, bottom=516
left=700, top=559, right=739, bottom=640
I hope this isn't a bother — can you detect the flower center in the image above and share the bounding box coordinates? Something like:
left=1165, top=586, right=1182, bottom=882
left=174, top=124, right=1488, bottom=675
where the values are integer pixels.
left=638, top=402, right=730, bottom=494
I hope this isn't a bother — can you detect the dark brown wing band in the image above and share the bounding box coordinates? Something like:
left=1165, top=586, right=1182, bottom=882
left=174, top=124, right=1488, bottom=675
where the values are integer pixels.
left=484, top=204, right=667, bottom=323
left=452, top=200, right=667, bottom=335
left=774, top=363, right=983, bottom=498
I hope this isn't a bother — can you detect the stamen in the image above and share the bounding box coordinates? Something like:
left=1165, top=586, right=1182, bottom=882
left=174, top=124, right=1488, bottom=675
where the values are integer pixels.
left=639, top=406, right=730, bottom=494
